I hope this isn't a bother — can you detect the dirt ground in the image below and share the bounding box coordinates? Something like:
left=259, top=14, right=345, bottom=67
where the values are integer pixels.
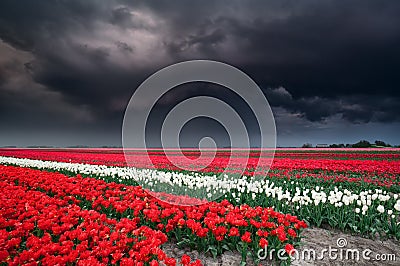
left=162, top=227, right=400, bottom=265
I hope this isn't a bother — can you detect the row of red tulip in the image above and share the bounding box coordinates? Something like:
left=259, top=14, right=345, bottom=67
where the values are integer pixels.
left=1, top=149, right=399, bottom=175
left=0, top=165, right=307, bottom=264
left=0, top=179, right=201, bottom=265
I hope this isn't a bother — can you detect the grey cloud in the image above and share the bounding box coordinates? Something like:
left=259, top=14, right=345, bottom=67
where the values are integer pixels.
left=266, top=87, right=400, bottom=123
left=110, top=6, right=134, bottom=28
left=0, top=0, right=400, bottom=146
left=115, top=41, right=134, bottom=53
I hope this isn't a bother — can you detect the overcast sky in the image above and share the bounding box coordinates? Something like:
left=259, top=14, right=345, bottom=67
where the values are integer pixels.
left=1, top=0, right=400, bottom=147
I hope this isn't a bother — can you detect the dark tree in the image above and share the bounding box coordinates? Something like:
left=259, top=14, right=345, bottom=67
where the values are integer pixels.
left=375, top=140, right=386, bottom=146
left=374, top=140, right=391, bottom=147
left=352, top=140, right=371, bottom=148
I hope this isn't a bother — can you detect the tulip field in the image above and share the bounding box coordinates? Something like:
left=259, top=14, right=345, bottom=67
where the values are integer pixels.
left=1, top=148, right=400, bottom=265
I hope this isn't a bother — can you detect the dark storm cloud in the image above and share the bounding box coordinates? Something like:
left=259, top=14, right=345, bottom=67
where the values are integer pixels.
left=0, top=1, right=171, bottom=121
left=153, top=0, right=400, bottom=122
left=233, top=5, right=400, bottom=99
left=110, top=6, right=134, bottom=28
left=0, top=0, right=400, bottom=146
left=0, top=0, right=111, bottom=50
left=265, top=87, right=400, bottom=123
left=166, top=28, right=227, bottom=57
left=115, top=41, right=134, bottom=53
left=0, top=66, right=6, bottom=86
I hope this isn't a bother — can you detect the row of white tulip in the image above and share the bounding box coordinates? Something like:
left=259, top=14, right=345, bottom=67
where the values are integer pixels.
left=1, top=155, right=399, bottom=217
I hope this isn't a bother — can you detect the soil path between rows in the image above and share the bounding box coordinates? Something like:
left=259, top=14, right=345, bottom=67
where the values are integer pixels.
left=162, top=227, right=400, bottom=265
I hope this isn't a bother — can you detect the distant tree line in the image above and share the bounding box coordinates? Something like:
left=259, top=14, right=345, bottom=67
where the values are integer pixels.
left=302, top=140, right=399, bottom=148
